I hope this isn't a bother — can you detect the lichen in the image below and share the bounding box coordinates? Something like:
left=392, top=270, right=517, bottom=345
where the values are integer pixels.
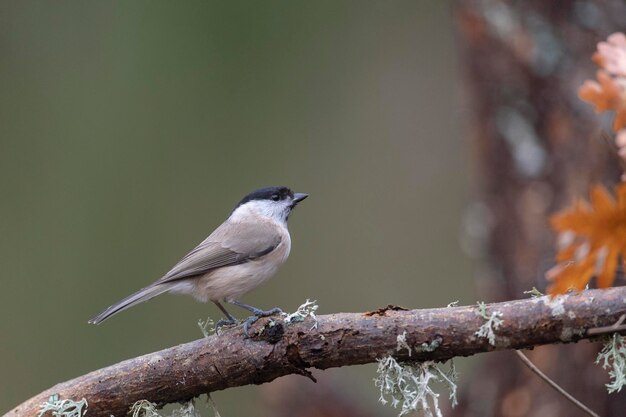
left=197, top=316, right=215, bottom=338
left=130, top=400, right=161, bottom=417
left=560, top=327, right=573, bottom=342
left=282, top=299, right=319, bottom=330
left=374, top=357, right=457, bottom=417
left=396, top=331, right=412, bottom=356
left=170, top=401, right=200, bottom=417
left=523, top=287, right=544, bottom=298
left=475, top=302, right=503, bottom=346
left=417, top=337, right=442, bottom=353
left=38, top=395, right=87, bottom=417
left=129, top=397, right=220, bottom=417
left=596, top=333, right=626, bottom=393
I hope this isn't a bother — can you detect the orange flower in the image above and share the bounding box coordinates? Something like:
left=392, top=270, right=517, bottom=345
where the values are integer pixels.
left=578, top=71, right=626, bottom=131
left=579, top=32, right=626, bottom=131
left=546, top=184, right=626, bottom=295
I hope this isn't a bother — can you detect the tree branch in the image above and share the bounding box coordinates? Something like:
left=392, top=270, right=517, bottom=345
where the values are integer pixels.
left=7, top=287, right=626, bottom=417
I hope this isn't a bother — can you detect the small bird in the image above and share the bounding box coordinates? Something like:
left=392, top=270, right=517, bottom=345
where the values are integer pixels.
left=88, top=186, right=308, bottom=334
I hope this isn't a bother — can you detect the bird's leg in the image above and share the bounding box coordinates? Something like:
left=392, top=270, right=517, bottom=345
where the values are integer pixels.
left=229, top=300, right=283, bottom=316
left=227, top=300, right=283, bottom=336
left=213, top=300, right=239, bottom=330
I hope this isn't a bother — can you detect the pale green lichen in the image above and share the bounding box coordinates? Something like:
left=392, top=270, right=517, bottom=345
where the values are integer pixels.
left=374, top=357, right=457, bottom=417
left=475, top=302, right=503, bottom=346
left=130, top=400, right=161, bottom=417
left=523, top=287, right=544, bottom=298
left=197, top=316, right=215, bottom=338
left=560, top=327, right=574, bottom=342
left=170, top=401, right=201, bottom=417
left=447, top=300, right=459, bottom=307
left=396, top=331, right=412, bottom=356
left=282, top=299, right=319, bottom=329
left=417, top=337, right=443, bottom=353
left=38, top=394, right=87, bottom=417
left=130, top=396, right=220, bottom=417
left=596, top=333, right=626, bottom=393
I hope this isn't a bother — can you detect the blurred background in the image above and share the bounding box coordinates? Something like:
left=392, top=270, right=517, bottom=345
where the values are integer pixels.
left=0, top=1, right=471, bottom=416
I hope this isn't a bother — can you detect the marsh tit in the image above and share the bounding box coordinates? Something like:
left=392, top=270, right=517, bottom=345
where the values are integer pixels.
left=88, top=186, right=308, bottom=334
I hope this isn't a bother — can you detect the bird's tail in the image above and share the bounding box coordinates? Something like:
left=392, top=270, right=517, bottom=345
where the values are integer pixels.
left=88, top=283, right=172, bottom=324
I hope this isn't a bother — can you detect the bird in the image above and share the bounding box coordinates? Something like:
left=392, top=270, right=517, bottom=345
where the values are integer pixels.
left=88, top=186, right=308, bottom=335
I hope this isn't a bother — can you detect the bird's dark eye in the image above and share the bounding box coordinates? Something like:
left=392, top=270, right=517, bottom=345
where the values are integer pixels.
left=271, top=194, right=280, bottom=201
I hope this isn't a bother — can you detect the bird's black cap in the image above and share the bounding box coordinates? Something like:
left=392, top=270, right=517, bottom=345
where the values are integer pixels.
left=235, top=186, right=294, bottom=209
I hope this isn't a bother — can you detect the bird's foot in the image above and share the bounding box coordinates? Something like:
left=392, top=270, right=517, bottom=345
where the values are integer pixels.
left=242, top=307, right=284, bottom=336
left=249, top=306, right=283, bottom=317
left=215, top=317, right=238, bottom=332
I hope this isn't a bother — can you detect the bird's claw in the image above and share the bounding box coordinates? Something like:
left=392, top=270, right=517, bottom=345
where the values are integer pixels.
left=215, top=318, right=238, bottom=331
left=242, top=307, right=284, bottom=337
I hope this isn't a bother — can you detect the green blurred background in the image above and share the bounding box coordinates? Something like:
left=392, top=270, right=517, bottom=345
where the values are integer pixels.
left=0, top=1, right=471, bottom=415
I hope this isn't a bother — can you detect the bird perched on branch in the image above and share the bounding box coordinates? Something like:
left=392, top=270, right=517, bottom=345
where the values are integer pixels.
left=88, top=186, right=308, bottom=335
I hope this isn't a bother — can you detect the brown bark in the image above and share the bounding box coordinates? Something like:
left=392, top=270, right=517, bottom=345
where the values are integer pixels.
left=7, top=287, right=626, bottom=417
left=454, top=1, right=626, bottom=416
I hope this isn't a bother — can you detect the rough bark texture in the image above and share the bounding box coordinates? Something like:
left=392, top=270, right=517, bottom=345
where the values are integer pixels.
left=7, top=287, right=626, bottom=417
left=454, top=1, right=626, bottom=416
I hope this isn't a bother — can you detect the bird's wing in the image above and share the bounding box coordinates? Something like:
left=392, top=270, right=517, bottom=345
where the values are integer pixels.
left=156, top=220, right=282, bottom=284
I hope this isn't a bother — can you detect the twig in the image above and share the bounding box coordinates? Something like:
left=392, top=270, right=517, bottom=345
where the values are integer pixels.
left=587, top=314, right=626, bottom=335
left=515, top=350, right=600, bottom=417
left=7, top=287, right=626, bottom=417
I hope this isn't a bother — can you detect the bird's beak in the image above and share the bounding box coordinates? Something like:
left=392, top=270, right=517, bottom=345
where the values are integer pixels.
left=293, top=192, right=308, bottom=204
